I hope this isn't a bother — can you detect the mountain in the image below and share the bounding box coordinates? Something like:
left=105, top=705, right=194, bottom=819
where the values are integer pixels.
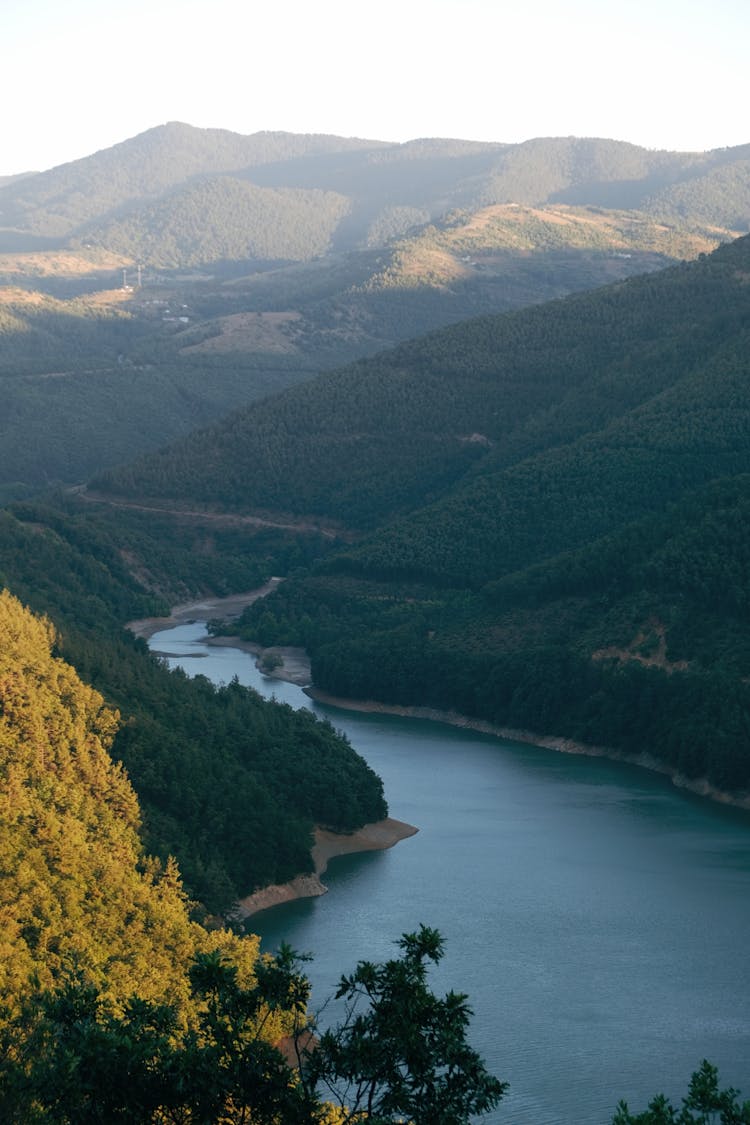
left=0, top=122, right=383, bottom=242
left=0, top=587, right=359, bottom=1125
left=0, top=171, right=37, bottom=188
left=91, top=233, right=750, bottom=798
left=2, top=131, right=749, bottom=1114
left=2, top=125, right=748, bottom=261
left=79, top=177, right=352, bottom=268
left=94, top=234, right=750, bottom=530
left=1, top=125, right=748, bottom=499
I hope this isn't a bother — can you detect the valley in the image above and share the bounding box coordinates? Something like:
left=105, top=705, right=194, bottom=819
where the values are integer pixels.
left=2, top=120, right=750, bottom=1122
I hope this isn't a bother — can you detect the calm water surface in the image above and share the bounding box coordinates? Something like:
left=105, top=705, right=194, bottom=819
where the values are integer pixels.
left=150, top=622, right=750, bottom=1124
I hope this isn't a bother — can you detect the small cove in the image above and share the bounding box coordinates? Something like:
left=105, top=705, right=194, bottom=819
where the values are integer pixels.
left=149, top=619, right=750, bottom=1125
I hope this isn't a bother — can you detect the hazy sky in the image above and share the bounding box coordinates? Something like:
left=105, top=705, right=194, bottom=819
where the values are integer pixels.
left=2, top=0, right=748, bottom=175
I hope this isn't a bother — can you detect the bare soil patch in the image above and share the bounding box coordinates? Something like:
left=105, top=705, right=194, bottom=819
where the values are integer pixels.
left=182, top=310, right=301, bottom=355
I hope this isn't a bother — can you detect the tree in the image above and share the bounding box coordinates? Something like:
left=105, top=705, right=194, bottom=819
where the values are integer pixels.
left=0, top=929, right=505, bottom=1124
left=0, top=948, right=315, bottom=1125
left=303, top=924, right=508, bottom=1124
left=612, top=1060, right=750, bottom=1124
left=260, top=650, right=283, bottom=674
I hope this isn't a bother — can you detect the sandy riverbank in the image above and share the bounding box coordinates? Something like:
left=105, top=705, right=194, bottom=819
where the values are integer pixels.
left=206, top=635, right=313, bottom=687
left=306, top=688, right=750, bottom=812
left=126, top=591, right=418, bottom=921
left=126, top=580, right=283, bottom=640
left=127, top=582, right=315, bottom=687
left=234, top=817, right=418, bottom=919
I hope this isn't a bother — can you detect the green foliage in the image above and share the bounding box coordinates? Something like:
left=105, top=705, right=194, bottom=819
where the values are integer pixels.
left=96, top=236, right=750, bottom=542
left=362, top=202, right=723, bottom=295
left=138, top=234, right=750, bottom=795
left=308, top=925, right=507, bottom=1124
left=647, top=157, right=750, bottom=232
left=0, top=303, right=312, bottom=487
left=0, top=587, right=282, bottom=1048
left=1, top=947, right=314, bottom=1125
left=4, top=126, right=748, bottom=252
left=612, top=1060, right=750, bottom=1124
left=81, top=177, right=352, bottom=269
left=3, top=131, right=747, bottom=493
left=0, top=123, right=380, bottom=241
left=0, top=507, right=386, bottom=913
left=249, top=514, right=750, bottom=792
left=1, top=930, right=505, bottom=1125
left=260, top=651, right=284, bottom=673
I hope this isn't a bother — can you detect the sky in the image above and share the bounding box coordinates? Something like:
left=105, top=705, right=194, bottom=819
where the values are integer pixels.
left=2, top=0, right=748, bottom=175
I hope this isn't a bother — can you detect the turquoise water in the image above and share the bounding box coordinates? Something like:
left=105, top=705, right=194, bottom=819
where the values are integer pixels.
left=150, top=622, right=750, bottom=1124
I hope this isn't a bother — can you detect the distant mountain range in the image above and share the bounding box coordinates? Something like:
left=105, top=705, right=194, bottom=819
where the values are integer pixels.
left=1, top=123, right=749, bottom=497
left=94, top=234, right=750, bottom=532
left=1, top=123, right=749, bottom=261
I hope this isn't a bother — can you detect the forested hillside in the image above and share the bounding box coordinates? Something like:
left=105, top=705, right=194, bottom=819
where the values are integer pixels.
left=3, top=125, right=749, bottom=498
left=0, top=589, right=276, bottom=1012
left=3, top=126, right=748, bottom=258
left=0, top=122, right=381, bottom=242
left=0, top=239, right=685, bottom=499
left=98, top=233, right=750, bottom=798
left=96, top=235, right=750, bottom=531
left=1, top=591, right=462, bottom=1125
left=0, top=505, right=385, bottom=913
left=82, top=178, right=352, bottom=268
left=0, top=581, right=739, bottom=1125
left=0, top=298, right=308, bottom=498
left=8, top=120, right=750, bottom=1123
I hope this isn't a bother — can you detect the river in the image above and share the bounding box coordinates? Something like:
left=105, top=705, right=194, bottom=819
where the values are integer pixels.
left=148, top=620, right=750, bottom=1124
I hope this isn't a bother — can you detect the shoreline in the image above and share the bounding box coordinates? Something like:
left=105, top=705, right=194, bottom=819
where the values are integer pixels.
left=127, top=583, right=315, bottom=687
left=128, top=589, right=419, bottom=922
left=305, top=687, right=750, bottom=813
left=126, top=579, right=283, bottom=640
left=128, top=587, right=750, bottom=902
left=206, top=635, right=313, bottom=687
left=234, top=817, right=418, bottom=919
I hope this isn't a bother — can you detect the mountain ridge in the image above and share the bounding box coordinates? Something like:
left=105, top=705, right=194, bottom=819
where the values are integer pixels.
left=93, top=234, right=750, bottom=534
left=92, top=232, right=750, bottom=798
left=2, top=123, right=748, bottom=257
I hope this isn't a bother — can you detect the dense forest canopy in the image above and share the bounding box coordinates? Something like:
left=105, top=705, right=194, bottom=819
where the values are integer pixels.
left=95, top=234, right=750, bottom=530
left=0, top=591, right=507, bottom=1123
left=0, top=589, right=268, bottom=1011
left=79, top=178, right=352, bottom=269
left=2, top=122, right=750, bottom=1120
left=93, top=232, right=750, bottom=800
left=0, top=590, right=744, bottom=1124
left=0, top=123, right=383, bottom=241
left=0, top=504, right=385, bottom=913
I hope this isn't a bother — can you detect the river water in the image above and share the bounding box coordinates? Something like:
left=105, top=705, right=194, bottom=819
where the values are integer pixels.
left=149, top=621, right=750, bottom=1124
